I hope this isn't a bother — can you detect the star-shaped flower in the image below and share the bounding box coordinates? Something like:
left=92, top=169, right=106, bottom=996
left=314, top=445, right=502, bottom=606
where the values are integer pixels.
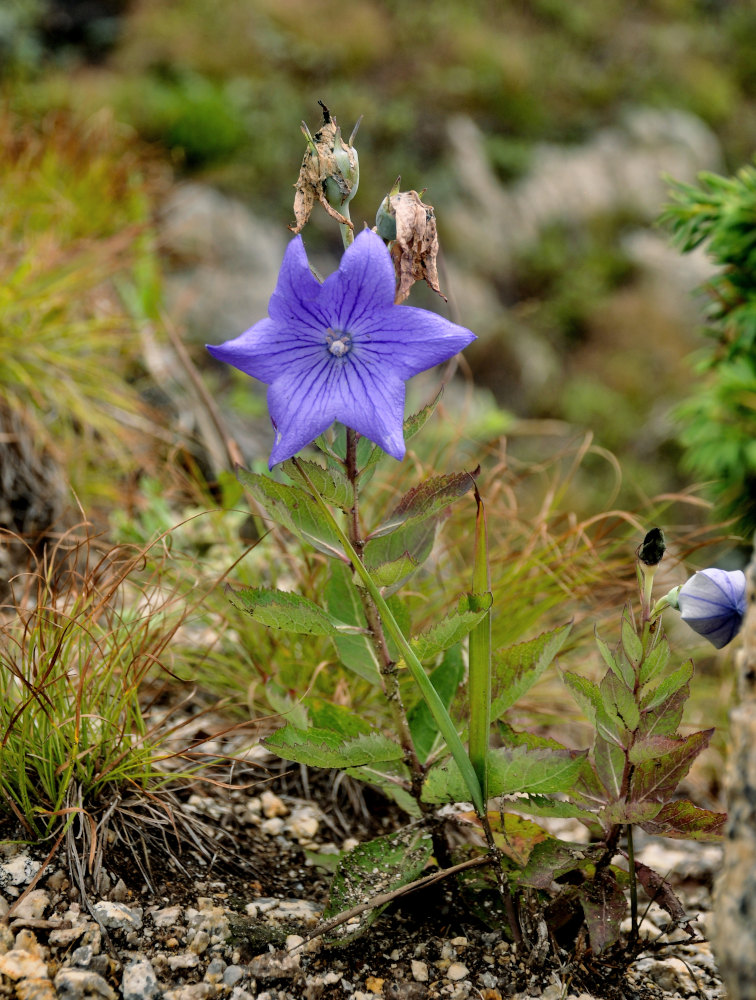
left=677, top=567, right=747, bottom=649
left=207, top=229, right=475, bottom=468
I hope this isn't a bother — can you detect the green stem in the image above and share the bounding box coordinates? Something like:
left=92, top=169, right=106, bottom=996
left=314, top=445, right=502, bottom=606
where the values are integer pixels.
left=291, top=457, right=485, bottom=816
left=468, top=489, right=491, bottom=802
left=339, top=206, right=354, bottom=250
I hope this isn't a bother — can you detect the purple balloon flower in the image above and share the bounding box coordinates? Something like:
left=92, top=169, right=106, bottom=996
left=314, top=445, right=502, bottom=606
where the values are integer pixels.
left=207, top=229, right=476, bottom=468
left=677, top=567, right=747, bottom=649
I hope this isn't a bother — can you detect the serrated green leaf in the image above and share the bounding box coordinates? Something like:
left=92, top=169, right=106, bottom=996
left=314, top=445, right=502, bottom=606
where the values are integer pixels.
left=508, top=794, right=598, bottom=824
left=598, top=800, right=663, bottom=826
left=639, top=636, right=670, bottom=687
left=306, top=698, right=371, bottom=739
left=363, top=517, right=436, bottom=591
left=229, top=586, right=357, bottom=635
left=408, top=645, right=464, bottom=763
left=594, top=735, right=626, bottom=800
left=518, top=838, right=605, bottom=890
left=369, top=470, right=477, bottom=538
left=322, top=825, right=434, bottom=942
left=325, top=562, right=381, bottom=684
left=595, top=629, right=634, bottom=689
left=631, top=729, right=713, bottom=803
left=639, top=799, right=726, bottom=841
left=404, top=388, right=442, bottom=442
left=497, top=722, right=568, bottom=752
left=282, top=458, right=354, bottom=510
left=600, top=672, right=640, bottom=734
left=491, top=623, right=572, bottom=720
left=237, top=469, right=344, bottom=558
left=263, top=725, right=404, bottom=768
left=563, top=671, right=602, bottom=726
left=628, top=735, right=680, bottom=765
left=621, top=613, right=643, bottom=670
left=641, top=660, right=694, bottom=711
left=411, top=595, right=492, bottom=662
left=422, top=746, right=586, bottom=803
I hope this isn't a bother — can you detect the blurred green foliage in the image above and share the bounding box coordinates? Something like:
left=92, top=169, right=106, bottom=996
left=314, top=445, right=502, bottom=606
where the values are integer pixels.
left=661, top=162, right=756, bottom=538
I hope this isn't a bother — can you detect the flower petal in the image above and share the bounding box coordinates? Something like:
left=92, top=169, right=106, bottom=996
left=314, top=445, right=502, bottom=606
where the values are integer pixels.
left=321, top=229, right=396, bottom=330
left=336, top=361, right=406, bottom=460
left=678, top=568, right=746, bottom=649
left=267, top=360, right=340, bottom=467
left=268, top=235, right=327, bottom=333
left=207, top=318, right=322, bottom=386
left=354, top=304, right=476, bottom=379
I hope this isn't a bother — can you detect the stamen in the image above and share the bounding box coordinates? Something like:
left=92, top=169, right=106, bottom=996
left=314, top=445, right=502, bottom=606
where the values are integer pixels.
left=326, top=327, right=352, bottom=357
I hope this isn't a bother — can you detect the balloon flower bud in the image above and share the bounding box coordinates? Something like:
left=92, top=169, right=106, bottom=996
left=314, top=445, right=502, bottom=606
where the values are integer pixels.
left=677, top=567, right=747, bottom=649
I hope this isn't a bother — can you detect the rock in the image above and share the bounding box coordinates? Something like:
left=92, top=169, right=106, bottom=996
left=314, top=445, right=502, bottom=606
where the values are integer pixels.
left=287, top=808, right=320, bottom=842
left=260, top=791, right=288, bottom=818
left=15, top=979, right=57, bottom=1000
left=122, top=958, right=161, bottom=1000
left=152, top=904, right=183, bottom=927
left=0, top=949, right=49, bottom=980
left=0, top=855, right=42, bottom=890
left=71, top=945, right=93, bottom=967
left=49, top=925, right=86, bottom=947
left=446, top=962, right=469, bottom=981
left=0, top=922, right=15, bottom=954
left=636, top=956, right=697, bottom=994
left=91, top=901, right=143, bottom=932
left=163, top=986, right=214, bottom=1000
left=249, top=948, right=301, bottom=980
left=11, top=890, right=50, bottom=921
left=54, top=968, right=117, bottom=999
left=167, top=952, right=200, bottom=971
left=203, top=956, right=226, bottom=983
left=223, top=965, right=244, bottom=987
left=411, top=960, right=429, bottom=982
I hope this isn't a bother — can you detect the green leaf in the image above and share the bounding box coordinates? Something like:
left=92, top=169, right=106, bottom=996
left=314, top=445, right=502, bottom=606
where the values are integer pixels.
left=408, top=645, right=464, bottom=763
left=282, top=458, right=354, bottom=510
left=263, top=725, right=404, bottom=768
left=404, top=388, right=442, bottom=442
left=237, top=469, right=344, bottom=559
left=621, top=612, right=643, bottom=671
left=641, top=660, right=694, bottom=711
left=639, top=635, right=670, bottom=687
left=369, top=471, right=477, bottom=538
left=518, top=838, right=605, bottom=890
left=411, top=594, right=492, bottom=662
left=229, top=586, right=358, bottom=635
left=563, top=671, right=602, bottom=726
left=322, top=825, right=434, bottom=941
left=628, top=735, right=681, bottom=765
left=497, top=723, right=568, bottom=752
left=491, top=623, right=572, bottom=720
left=638, top=684, right=688, bottom=739
left=631, top=729, right=713, bottom=803
left=595, top=630, right=633, bottom=689
left=363, top=518, right=436, bottom=592
left=325, top=562, right=381, bottom=684
left=306, top=699, right=371, bottom=739
left=422, top=746, right=587, bottom=803
left=639, top=799, right=726, bottom=841
left=345, top=762, right=422, bottom=817
left=508, top=795, right=598, bottom=824
left=594, top=735, right=626, bottom=800
left=598, top=800, right=663, bottom=826
left=600, top=672, right=640, bottom=734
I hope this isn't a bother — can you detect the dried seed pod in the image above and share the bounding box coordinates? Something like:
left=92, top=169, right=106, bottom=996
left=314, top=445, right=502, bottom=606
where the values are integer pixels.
left=375, top=182, right=445, bottom=304
left=291, top=102, right=360, bottom=234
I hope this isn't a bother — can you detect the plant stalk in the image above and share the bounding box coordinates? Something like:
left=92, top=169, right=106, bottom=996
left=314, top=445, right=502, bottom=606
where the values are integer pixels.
left=291, top=457, right=486, bottom=816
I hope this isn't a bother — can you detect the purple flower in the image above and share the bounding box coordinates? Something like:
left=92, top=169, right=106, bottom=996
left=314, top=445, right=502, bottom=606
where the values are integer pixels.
left=207, top=229, right=475, bottom=468
left=677, top=568, right=747, bottom=649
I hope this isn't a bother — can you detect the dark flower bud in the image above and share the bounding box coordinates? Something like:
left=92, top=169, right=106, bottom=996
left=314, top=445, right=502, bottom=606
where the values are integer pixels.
left=637, top=527, right=666, bottom=567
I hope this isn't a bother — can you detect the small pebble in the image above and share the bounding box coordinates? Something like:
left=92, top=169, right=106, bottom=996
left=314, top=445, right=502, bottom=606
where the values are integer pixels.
left=446, top=962, right=469, bottom=982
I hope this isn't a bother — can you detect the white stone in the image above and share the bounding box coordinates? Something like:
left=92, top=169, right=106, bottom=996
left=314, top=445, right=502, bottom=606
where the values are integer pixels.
left=446, top=962, right=469, bottom=981
left=54, top=968, right=117, bottom=999
left=91, top=901, right=143, bottom=931
left=0, top=949, right=48, bottom=980
left=12, top=890, right=50, bottom=921
left=411, top=960, right=429, bottom=981
left=151, top=904, right=183, bottom=927
left=0, top=856, right=41, bottom=889
left=260, top=791, right=288, bottom=818
left=122, top=958, right=160, bottom=1000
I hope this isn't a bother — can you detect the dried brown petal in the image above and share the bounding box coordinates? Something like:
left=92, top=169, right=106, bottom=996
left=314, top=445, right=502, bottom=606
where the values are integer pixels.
left=290, top=103, right=359, bottom=234
left=379, top=189, right=445, bottom=304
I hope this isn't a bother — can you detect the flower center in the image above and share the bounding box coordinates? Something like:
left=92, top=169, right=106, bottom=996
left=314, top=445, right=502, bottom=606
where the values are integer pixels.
left=326, top=328, right=352, bottom=357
